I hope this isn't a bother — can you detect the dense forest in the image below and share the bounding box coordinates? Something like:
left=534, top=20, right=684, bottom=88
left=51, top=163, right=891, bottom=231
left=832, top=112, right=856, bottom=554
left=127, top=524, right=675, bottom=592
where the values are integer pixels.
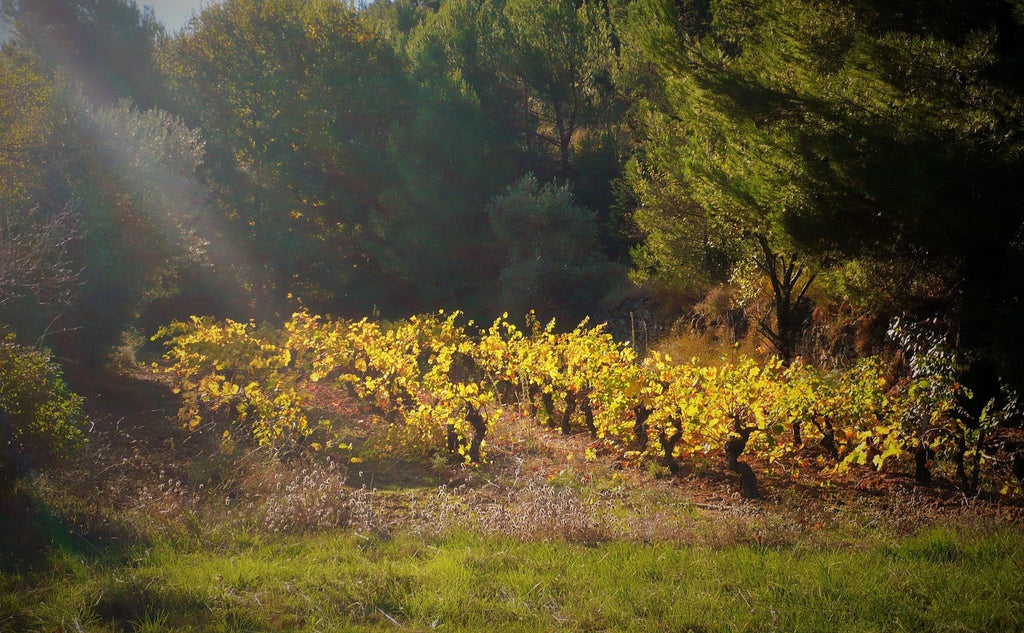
left=3, top=0, right=1024, bottom=494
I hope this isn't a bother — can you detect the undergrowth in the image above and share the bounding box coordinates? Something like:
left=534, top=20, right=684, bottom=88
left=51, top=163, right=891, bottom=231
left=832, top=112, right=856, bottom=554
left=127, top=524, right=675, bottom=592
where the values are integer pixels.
left=3, top=366, right=1023, bottom=631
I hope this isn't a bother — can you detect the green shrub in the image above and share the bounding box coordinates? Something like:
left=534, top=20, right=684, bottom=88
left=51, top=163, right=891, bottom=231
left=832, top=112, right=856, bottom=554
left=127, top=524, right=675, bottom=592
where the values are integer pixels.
left=0, top=334, right=84, bottom=485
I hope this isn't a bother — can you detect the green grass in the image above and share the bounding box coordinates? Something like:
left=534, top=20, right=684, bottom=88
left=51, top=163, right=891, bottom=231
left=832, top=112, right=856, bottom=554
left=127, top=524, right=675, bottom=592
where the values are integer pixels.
left=5, top=366, right=1022, bottom=632
left=3, top=526, right=1023, bottom=632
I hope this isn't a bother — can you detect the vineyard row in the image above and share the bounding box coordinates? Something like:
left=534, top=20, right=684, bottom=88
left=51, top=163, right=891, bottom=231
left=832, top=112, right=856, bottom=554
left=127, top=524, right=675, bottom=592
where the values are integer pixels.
left=154, top=310, right=1024, bottom=498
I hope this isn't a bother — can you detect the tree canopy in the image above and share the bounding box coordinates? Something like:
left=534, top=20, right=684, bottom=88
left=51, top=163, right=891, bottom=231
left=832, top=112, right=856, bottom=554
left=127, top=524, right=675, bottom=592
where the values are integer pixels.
left=625, top=0, right=1024, bottom=369
left=0, top=0, right=1021, bottom=396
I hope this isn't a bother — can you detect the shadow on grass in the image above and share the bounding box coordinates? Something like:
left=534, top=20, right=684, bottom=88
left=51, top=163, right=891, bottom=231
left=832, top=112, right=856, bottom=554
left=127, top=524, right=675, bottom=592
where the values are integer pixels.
left=93, top=580, right=212, bottom=631
left=0, top=485, right=133, bottom=572
left=0, top=369, right=185, bottom=573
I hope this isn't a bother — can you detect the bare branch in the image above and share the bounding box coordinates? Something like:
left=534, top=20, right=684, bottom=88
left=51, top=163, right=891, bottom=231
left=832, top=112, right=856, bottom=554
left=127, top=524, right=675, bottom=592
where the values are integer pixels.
left=0, top=205, right=79, bottom=309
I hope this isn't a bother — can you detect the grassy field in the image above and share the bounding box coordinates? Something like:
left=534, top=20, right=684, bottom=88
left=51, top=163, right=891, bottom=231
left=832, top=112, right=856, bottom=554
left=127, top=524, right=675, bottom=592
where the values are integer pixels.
left=3, top=526, right=1023, bottom=632
left=3, top=370, right=1024, bottom=632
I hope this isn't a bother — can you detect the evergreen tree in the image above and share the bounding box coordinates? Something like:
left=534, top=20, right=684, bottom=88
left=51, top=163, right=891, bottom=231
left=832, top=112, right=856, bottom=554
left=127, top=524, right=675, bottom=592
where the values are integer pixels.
left=625, top=0, right=1024, bottom=368
left=487, top=174, right=625, bottom=325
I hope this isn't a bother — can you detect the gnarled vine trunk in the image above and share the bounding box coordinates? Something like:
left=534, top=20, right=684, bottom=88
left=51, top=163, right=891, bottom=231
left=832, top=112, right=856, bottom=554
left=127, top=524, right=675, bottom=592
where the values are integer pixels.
left=466, top=403, right=487, bottom=464
left=633, top=405, right=653, bottom=452
left=580, top=390, right=596, bottom=438
left=659, top=422, right=683, bottom=475
left=560, top=391, right=577, bottom=435
left=725, top=417, right=758, bottom=499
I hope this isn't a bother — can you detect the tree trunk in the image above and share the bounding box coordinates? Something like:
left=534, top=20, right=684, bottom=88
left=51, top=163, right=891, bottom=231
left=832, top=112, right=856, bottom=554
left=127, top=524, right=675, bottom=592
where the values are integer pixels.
left=560, top=391, right=577, bottom=435
left=724, top=418, right=758, bottom=499
left=466, top=403, right=487, bottom=464
left=969, top=430, right=986, bottom=496
left=446, top=423, right=460, bottom=454
left=580, top=390, right=597, bottom=438
left=819, top=418, right=838, bottom=459
left=659, top=422, right=683, bottom=475
left=553, top=97, right=574, bottom=177
left=528, top=383, right=541, bottom=417
left=954, top=428, right=969, bottom=493
left=633, top=406, right=653, bottom=452
left=753, top=235, right=815, bottom=365
left=558, top=132, right=572, bottom=178
left=495, top=379, right=518, bottom=406
left=914, top=438, right=933, bottom=485
left=914, top=417, right=934, bottom=485
left=541, top=391, right=556, bottom=427
left=917, top=444, right=933, bottom=483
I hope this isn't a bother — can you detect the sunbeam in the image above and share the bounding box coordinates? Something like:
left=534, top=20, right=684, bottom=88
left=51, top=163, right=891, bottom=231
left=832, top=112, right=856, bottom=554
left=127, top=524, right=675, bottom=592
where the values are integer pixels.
left=11, top=0, right=272, bottom=327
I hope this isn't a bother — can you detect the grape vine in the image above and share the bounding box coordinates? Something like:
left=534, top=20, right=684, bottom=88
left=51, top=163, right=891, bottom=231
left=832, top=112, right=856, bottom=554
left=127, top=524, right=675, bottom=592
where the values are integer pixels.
left=154, top=310, right=1023, bottom=497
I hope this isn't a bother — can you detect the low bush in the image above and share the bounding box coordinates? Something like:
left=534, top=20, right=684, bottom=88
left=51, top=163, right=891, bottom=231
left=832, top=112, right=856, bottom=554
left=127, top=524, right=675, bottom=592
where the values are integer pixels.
left=0, top=334, right=84, bottom=488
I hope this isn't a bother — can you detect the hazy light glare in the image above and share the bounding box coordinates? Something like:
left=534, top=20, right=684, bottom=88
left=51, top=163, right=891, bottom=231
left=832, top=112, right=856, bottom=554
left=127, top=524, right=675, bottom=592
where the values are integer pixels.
left=143, top=1, right=369, bottom=33
left=20, top=0, right=264, bottom=316
left=144, top=0, right=217, bottom=33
